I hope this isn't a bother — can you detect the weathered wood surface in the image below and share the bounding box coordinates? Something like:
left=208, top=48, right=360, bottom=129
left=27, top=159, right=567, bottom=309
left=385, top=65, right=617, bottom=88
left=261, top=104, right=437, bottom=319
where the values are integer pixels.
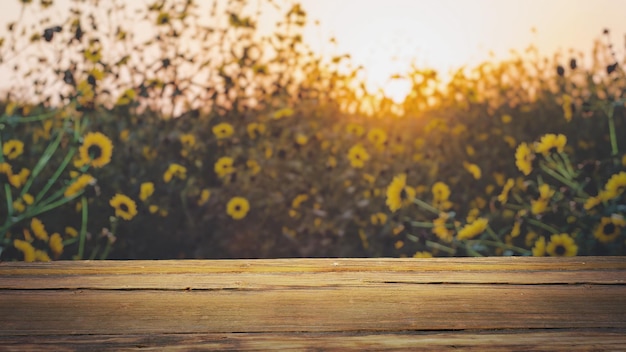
left=1, top=257, right=625, bottom=351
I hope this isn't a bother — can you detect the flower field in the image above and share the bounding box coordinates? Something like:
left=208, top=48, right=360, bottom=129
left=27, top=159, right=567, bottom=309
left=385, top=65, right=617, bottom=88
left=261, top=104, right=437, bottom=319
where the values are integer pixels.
left=0, top=0, right=625, bottom=260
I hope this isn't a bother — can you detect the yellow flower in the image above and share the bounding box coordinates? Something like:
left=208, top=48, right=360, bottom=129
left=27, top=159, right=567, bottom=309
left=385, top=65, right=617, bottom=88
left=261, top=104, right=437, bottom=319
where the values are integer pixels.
left=501, top=114, right=512, bottom=124
left=603, top=171, right=626, bottom=200
left=64, top=174, right=94, bottom=198
left=326, top=156, right=337, bottom=169
left=142, top=146, right=157, bottom=161
left=246, top=122, right=266, bottom=139
left=273, top=107, right=294, bottom=119
left=515, top=142, right=534, bottom=175
left=562, top=94, right=573, bottom=122
left=226, top=197, right=250, bottom=220
left=546, top=233, right=577, bottom=257
left=463, top=162, right=481, bottom=180
left=31, top=218, right=49, bottom=241
left=457, top=218, right=489, bottom=240
left=17, top=168, right=30, bottom=185
left=3, top=139, right=24, bottom=160
left=503, top=135, right=517, bottom=148
left=370, top=212, right=388, bottom=225
left=367, top=128, right=387, bottom=146
left=534, top=133, right=567, bottom=156
left=84, top=43, right=102, bottom=63
left=510, top=221, right=522, bottom=238
left=386, top=173, right=415, bottom=212
left=532, top=236, right=546, bottom=256
left=65, top=226, right=78, bottom=238
left=109, top=194, right=138, bottom=220
left=163, top=163, right=187, bottom=183
left=594, top=216, right=626, bottom=243
left=139, top=182, right=155, bottom=201
left=13, top=199, right=25, bottom=213
left=346, top=123, right=365, bottom=136
left=497, top=178, right=515, bottom=204
left=212, top=123, right=234, bottom=139
left=583, top=195, right=603, bottom=210
left=247, top=159, right=261, bottom=175
left=466, top=208, right=480, bottom=223
left=116, top=89, right=136, bottom=106
left=149, top=205, right=159, bottom=214
left=119, top=129, right=130, bottom=142
left=347, top=144, right=370, bottom=168
left=156, top=11, right=170, bottom=25
left=214, top=157, right=235, bottom=178
left=432, top=212, right=454, bottom=242
left=180, top=133, right=196, bottom=149
left=13, top=239, right=35, bottom=262
left=432, top=181, right=452, bottom=210
left=290, top=194, right=308, bottom=209
left=198, top=189, right=211, bottom=206
left=531, top=198, right=549, bottom=215
left=413, top=251, right=433, bottom=258
left=49, top=233, right=63, bottom=257
left=35, top=250, right=51, bottom=262
left=0, top=162, right=22, bottom=188
left=432, top=182, right=450, bottom=202
left=295, top=134, right=308, bottom=145
left=78, top=132, right=113, bottom=168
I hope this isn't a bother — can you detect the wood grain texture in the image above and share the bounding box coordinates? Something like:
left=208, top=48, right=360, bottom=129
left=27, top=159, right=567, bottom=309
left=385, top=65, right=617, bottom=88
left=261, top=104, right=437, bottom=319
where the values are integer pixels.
left=1, top=257, right=625, bottom=350
left=1, top=330, right=626, bottom=351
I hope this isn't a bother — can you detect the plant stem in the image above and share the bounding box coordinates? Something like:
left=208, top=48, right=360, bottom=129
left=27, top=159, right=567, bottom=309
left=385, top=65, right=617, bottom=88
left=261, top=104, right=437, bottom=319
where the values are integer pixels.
left=21, top=127, right=65, bottom=196
left=425, top=240, right=455, bottom=254
left=607, top=104, right=619, bottom=158
left=413, top=197, right=440, bottom=214
left=32, top=147, right=76, bottom=204
left=467, top=239, right=531, bottom=255
left=78, top=196, right=88, bottom=260
left=526, top=217, right=560, bottom=234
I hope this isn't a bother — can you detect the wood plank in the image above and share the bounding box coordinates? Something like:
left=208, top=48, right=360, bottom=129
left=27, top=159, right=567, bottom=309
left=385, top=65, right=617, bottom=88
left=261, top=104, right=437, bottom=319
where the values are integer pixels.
left=1, top=257, right=625, bottom=290
left=1, top=256, right=625, bottom=351
left=1, top=330, right=625, bottom=351
left=1, top=284, right=625, bottom=335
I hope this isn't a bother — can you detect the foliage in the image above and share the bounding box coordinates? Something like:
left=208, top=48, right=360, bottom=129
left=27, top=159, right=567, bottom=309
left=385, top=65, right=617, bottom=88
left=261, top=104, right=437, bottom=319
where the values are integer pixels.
left=0, top=0, right=624, bottom=260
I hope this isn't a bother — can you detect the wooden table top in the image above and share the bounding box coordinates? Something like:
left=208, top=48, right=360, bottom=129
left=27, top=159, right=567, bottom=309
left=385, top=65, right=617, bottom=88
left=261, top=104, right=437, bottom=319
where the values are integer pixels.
left=1, top=257, right=625, bottom=351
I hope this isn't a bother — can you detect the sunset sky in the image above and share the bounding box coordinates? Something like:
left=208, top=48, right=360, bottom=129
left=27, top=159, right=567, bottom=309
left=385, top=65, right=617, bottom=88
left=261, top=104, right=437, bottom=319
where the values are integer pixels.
left=296, top=0, right=626, bottom=100
left=1, top=0, right=625, bottom=101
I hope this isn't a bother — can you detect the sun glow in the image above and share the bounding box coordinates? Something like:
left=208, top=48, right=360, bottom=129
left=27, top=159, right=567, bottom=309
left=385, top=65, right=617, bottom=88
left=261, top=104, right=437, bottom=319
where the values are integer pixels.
left=299, top=0, right=626, bottom=104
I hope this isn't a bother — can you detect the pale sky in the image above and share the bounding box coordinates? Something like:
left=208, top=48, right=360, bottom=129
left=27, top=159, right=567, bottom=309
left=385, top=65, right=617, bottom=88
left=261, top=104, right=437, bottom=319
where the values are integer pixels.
left=0, top=0, right=625, bottom=101
left=297, top=0, right=626, bottom=99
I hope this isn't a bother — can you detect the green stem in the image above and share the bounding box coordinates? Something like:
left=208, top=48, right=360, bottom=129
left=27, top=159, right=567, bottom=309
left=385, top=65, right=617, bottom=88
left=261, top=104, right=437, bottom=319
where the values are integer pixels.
left=409, top=221, right=434, bottom=228
left=89, top=244, right=100, bottom=260
left=464, top=243, right=484, bottom=257
left=20, top=126, right=65, bottom=196
left=539, top=161, right=578, bottom=190
left=32, top=147, right=76, bottom=204
left=526, top=218, right=560, bottom=234
left=100, top=242, right=112, bottom=260
left=607, top=104, right=619, bottom=158
left=485, top=225, right=502, bottom=243
left=413, top=197, right=440, bottom=214
left=78, top=197, right=88, bottom=260
left=0, top=110, right=58, bottom=124
left=557, top=152, right=577, bottom=179
left=3, top=184, right=13, bottom=221
left=466, top=239, right=531, bottom=255
left=425, top=240, right=456, bottom=254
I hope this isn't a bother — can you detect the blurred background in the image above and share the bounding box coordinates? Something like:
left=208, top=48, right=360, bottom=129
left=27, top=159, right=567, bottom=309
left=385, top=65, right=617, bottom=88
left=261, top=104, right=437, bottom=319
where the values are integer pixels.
left=0, top=0, right=624, bottom=260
